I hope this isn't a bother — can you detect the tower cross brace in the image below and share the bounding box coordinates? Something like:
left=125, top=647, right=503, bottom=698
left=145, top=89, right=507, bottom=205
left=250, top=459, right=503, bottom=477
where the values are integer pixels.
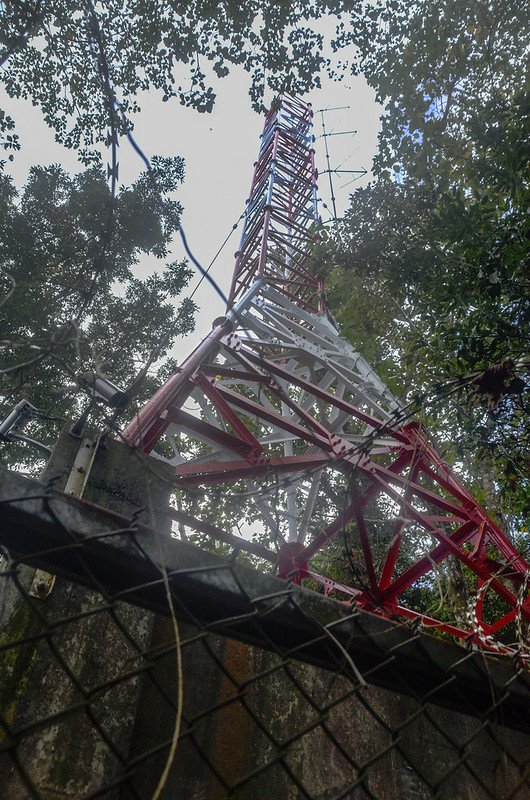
left=122, top=96, right=530, bottom=655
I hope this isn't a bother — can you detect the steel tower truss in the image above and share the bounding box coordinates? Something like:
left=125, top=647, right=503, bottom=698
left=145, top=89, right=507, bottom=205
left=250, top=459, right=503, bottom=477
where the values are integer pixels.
left=122, top=96, right=530, bottom=653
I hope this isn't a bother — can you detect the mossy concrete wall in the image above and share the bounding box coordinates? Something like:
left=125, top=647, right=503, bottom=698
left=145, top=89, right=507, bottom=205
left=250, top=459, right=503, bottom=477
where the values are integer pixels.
left=121, top=632, right=530, bottom=800
left=0, top=425, right=173, bottom=799
left=1, top=427, right=530, bottom=798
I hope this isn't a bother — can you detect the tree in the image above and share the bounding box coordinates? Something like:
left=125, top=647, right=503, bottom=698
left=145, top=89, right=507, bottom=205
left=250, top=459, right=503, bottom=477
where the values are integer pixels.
left=0, top=0, right=361, bottom=165
left=0, top=162, right=196, bottom=468
left=340, top=0, right=530, bottom=182
left=328, top=0, right=529, bottom=525
left=0, top=2, right=373, bottom=468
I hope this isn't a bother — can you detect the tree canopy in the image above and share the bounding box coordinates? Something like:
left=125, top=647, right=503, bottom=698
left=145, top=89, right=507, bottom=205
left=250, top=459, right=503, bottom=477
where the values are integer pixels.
left=0, top=0, right=361, bottom=165
left=345, top=0, right=529, bottom=183
left=328, top=0, right=529, bottom=525
left=0, top=162, right=195, bottom=467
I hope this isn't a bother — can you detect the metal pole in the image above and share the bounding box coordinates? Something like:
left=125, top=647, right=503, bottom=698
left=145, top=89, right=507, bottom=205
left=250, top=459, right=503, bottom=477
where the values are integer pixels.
left=320, top=109, right=337, bottom=220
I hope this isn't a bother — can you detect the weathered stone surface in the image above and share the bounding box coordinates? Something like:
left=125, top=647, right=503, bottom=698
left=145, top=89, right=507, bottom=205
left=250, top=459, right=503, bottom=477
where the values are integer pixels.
left=42, top=424, right=173, bottom=532
left=121, top=634, right=530, bottom=799
left=0, top=424, right=173, bottom=799
left=2, top=442, right=530, bottom=799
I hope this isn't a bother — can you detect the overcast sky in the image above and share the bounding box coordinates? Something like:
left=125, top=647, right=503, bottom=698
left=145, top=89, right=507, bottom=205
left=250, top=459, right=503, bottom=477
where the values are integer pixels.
left=2, top=60, right=382, bottom=355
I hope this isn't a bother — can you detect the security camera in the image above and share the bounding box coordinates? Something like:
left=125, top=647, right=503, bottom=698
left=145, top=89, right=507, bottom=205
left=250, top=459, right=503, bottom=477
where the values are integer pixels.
left=0, top=400, right=51, bottom=456
left=80, top=371, right=129, bottom=409
left=0, top=399, right=38, bottom=440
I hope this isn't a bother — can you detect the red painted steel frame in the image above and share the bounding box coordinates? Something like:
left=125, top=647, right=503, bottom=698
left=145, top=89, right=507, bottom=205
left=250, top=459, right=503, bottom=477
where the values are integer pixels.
left=228, top=95, right=324, bottom=312
left=122, top=95, right=530, bottom=654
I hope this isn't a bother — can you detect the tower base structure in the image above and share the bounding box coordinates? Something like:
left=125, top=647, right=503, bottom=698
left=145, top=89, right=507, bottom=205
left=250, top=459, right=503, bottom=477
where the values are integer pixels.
left=122, top=96, right=530, bottom=656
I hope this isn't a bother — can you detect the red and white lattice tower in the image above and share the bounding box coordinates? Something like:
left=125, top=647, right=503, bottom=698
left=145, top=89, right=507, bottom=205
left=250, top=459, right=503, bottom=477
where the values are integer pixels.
left=122, top=96, right=530, bottom=652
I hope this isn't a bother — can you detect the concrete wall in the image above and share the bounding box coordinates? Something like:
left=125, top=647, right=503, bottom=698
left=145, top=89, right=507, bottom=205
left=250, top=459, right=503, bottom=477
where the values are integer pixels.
left=1, top=428, right=530, bottom=798
left=121, top=632, right=530, bottom=800
left=0, top=426, right=172, bottom=799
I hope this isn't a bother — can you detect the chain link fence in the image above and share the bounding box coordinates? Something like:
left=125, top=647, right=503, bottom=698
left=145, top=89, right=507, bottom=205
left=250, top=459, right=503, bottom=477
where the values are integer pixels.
left=1, top=462, right=530, bottom=800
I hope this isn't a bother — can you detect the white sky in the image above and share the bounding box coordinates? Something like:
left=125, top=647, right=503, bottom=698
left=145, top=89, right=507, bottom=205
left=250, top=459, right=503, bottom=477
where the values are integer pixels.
left=2, top=62, right=382, bottom=357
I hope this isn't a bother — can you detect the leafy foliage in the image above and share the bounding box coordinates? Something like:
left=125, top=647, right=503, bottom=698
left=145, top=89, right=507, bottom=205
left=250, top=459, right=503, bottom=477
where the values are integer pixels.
left=0, top=163, right=196, bottom=467
left=327, top=0, right=529, bottom=529
left=343, top=0, right=530, bottom=182
left=0, top=0, right=362, bottom=164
